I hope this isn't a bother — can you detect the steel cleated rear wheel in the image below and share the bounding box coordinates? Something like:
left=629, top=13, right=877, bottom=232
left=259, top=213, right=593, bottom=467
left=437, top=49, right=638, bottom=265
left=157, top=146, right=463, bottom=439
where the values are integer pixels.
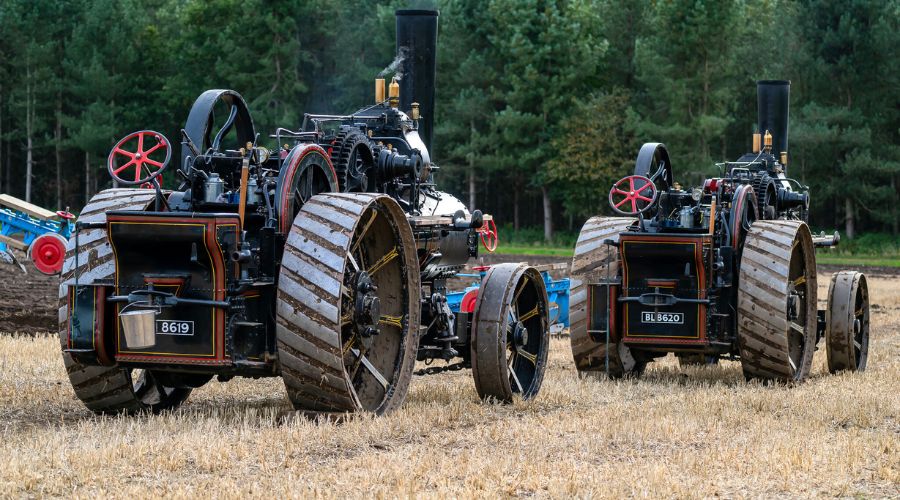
left=58, top=189, right=192, bottom=414
left=825, top=271, right=870, bottom=373
left=471, top=263, right=549, bottom=402
left=569, top=216, right=646, bottom=379
left=737, top=220, right=817, bottom=381
left=276, top=193, right=420, bottom=415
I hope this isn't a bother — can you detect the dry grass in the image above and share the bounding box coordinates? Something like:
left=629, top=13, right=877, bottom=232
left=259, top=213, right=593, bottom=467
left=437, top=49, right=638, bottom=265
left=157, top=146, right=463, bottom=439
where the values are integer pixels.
left=1, top=275, right=898, bottom=498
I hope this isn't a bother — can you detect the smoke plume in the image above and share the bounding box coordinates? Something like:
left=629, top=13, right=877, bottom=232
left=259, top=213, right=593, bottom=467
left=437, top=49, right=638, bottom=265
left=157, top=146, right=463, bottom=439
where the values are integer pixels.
left=378, top=47, right=408, bottom=80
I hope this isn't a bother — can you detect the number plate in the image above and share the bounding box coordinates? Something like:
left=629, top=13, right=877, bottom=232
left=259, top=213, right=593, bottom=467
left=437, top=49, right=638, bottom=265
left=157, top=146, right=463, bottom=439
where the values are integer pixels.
left=156, top=320, right=195, bottom=336
left=641, top=311, right=684, bottom=324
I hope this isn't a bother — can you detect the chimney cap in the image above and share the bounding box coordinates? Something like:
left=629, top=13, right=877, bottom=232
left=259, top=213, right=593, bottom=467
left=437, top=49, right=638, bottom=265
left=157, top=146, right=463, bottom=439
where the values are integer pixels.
left=757, top=79, right=791, bottom=86
left=395, top=9, right=439, bottom=17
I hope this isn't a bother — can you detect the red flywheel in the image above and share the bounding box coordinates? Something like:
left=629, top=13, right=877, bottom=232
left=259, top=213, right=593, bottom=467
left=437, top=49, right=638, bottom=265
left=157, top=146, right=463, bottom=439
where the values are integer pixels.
left=608, top=175, right=658, bottom=215
left=107, top=130, right=171, bottom=186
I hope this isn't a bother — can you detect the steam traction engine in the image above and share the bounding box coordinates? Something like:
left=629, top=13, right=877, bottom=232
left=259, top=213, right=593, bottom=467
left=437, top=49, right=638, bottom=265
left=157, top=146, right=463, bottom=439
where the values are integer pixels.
left=570, top=80, right=871, bottom=381
left=59, top=10, right=549, bottom=415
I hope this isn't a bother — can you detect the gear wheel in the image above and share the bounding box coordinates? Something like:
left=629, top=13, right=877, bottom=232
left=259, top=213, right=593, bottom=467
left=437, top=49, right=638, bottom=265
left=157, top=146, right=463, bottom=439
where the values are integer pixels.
left=752, top=173, right=777, bottom=220
left=330, top=126, right=375, bottom=192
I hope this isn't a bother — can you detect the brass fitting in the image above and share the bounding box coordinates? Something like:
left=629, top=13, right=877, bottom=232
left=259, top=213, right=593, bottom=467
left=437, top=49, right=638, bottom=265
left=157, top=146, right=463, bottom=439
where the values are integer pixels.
left=411, top=102, right=420, bottom=120
left=752, top=133, right=761, bottom=153
left=780, top=151, right=788, bottom=166
left=763, top=130, right=773, bottom=152
left=375, top=78, right=385, bottom=103
left=389, top=77, right=400, bottom=108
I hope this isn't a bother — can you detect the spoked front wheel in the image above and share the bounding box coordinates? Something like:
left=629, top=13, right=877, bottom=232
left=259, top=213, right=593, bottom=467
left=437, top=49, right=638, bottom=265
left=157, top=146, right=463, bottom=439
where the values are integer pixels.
left=826, top=271, right=870, bottom=373
left=471, top=263, right=550, bottom=402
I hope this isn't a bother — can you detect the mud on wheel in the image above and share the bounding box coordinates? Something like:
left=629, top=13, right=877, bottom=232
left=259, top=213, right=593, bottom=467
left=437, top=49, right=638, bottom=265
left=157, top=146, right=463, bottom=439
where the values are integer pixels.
left=276, top=193, right=419, bottom=415
left=569, top=216, right=646, bottom=379
left=58, top=189, right=193, bottom=414
left=471, top=263, right=550, bottom=402
left=737, top=220, right=817, bottom=382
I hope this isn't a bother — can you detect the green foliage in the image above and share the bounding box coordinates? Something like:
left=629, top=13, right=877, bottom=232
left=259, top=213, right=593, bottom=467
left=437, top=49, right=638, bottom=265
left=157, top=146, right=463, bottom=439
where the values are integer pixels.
left=0, top=0, right=895, bottom=241
left=546, top=90, right=635, bottom=219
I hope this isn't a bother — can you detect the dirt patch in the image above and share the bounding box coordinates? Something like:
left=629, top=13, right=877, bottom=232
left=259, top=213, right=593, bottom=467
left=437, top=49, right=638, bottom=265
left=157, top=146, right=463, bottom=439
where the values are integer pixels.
left=0, top=250, right=58, bottom=334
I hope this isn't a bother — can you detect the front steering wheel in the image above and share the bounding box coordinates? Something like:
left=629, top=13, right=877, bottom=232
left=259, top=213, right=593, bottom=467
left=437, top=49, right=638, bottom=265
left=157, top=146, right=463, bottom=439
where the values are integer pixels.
left=609, top=175, right=658, bottom=215
left=107, top=130, right=171, bottom=186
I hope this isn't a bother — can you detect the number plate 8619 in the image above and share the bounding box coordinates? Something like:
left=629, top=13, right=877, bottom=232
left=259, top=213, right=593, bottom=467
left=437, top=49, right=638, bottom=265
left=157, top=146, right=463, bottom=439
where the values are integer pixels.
left=156, top=320, right=194, bottom=336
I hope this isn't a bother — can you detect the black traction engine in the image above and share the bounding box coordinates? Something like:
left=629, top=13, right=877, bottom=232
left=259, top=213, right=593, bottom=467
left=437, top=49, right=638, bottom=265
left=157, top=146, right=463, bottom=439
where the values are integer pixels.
left=59, top=10, right=550, bottom=416
left=570, top=80, right=871, bottom=381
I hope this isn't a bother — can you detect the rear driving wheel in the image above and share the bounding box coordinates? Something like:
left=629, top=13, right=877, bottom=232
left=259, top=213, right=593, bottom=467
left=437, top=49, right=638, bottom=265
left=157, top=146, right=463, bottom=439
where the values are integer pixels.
left=826, top=271, right=869, bottom=373
left=737, top=220, right=817, bottom=381
left=569, top=216, right=646, bottom=379
left=276, top=193, right=419, bottom=415
left=59, top=189, right=191, bottom=414
left=471, top=263, right=549, bottom=402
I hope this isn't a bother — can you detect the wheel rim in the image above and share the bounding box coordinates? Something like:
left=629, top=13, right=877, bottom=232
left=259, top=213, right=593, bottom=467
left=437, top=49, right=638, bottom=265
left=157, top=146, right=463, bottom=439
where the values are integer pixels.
left=505, top=271, right=547, bottom=398
left=852, top=278, right=869, bottom=369
left=786, top=241, right=813, bottom=376
left=340, top=202, right=412, bottom=412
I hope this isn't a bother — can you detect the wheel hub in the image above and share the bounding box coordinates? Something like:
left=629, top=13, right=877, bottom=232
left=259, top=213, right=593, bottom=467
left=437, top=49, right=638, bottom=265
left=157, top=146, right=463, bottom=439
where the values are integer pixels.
left=511, top=321, right=529, bottom=348
left=353, top=272, right=380, bottom=340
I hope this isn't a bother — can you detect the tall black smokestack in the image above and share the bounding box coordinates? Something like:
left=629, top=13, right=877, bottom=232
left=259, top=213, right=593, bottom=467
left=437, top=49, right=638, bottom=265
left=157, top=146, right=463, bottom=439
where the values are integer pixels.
left=757, top=80, right=790, bottom=156
left=396, top=9, right=438, bottom=153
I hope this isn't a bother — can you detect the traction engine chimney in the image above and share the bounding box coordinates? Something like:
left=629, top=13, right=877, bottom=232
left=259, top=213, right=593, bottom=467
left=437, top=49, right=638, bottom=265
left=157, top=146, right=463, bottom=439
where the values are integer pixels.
left=757, top=80, right=790, bottom=162
left=396, top=9, right=439, bottom=153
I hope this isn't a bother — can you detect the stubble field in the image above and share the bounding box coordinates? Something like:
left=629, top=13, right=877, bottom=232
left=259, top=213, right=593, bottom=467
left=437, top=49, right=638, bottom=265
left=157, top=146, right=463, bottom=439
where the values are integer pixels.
left=0, top=265, right=897, bottom=498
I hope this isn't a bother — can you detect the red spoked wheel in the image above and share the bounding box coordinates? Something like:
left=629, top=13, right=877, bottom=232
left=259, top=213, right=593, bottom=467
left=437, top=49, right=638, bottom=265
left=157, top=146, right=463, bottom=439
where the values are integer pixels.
left=608, top=175, right=658, bottom=215
left=479, top=218, right=498, bottom=252
left=55, top=210, right=75, bottom=221
left=107, top=130, right=171, bottom=186
left=29, top=233, right=68, bottom=275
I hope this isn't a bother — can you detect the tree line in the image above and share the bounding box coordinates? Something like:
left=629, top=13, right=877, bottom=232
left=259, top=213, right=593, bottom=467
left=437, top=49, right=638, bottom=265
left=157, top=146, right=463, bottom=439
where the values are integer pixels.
left=0, top=0, right=896, bottom=240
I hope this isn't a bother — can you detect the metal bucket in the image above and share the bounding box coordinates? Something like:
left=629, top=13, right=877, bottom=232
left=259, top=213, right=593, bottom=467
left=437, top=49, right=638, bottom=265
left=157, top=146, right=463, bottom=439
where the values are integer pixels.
left=120, top=308, right=157, bottom=349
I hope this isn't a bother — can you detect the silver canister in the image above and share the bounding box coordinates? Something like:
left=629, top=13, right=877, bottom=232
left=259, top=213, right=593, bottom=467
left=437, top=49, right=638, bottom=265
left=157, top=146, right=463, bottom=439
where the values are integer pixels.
left=245, top=177, right=259, bottom=204
left=204, top=173, right=225, bottom=203
left=679, top=206, right=694, bottom=228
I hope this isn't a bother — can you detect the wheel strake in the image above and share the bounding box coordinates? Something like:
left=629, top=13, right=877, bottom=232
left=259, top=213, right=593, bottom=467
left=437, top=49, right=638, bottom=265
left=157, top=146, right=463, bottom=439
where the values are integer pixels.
left=58, top=189, right=192, bottom=414
left=569, top=216, right=645, bottom=378
left=471, top=263, right=550, bottom=402
left=737, top=220, right=817, bottom=381
left=825, top=271, right=869, bottom=373
left=276, top=193, right=419, bottom=415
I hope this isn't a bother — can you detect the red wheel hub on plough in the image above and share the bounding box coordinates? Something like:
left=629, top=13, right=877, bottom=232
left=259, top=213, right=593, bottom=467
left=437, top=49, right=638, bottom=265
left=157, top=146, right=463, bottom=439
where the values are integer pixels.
left=29, top=233, right=68, bottom=275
